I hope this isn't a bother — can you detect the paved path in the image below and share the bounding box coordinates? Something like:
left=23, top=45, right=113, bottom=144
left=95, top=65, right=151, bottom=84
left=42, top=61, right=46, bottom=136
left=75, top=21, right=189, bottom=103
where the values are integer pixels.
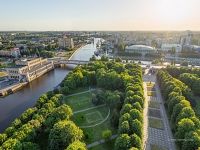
left=65, top=88, right=95, bottom=98
left=73, top=104, right=106, bottom=114
left=143, top=70, right=176, bottom=150
left=87, top=134, right=118, bottom=148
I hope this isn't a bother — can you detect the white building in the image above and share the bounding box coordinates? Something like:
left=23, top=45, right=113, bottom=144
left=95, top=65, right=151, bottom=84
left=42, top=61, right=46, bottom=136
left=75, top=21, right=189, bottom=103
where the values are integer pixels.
left=161, top=44, right=182, bottom=53
left=125, top=45, right=157, bottom=55
left=6, top=58, right=54, bottom=82
left=58, top=36, right=74, bottom=49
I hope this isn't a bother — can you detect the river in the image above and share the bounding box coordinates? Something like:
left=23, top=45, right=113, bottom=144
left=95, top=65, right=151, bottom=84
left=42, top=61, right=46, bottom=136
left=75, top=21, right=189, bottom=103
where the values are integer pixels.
left=0, top=38, right=99, bottom=132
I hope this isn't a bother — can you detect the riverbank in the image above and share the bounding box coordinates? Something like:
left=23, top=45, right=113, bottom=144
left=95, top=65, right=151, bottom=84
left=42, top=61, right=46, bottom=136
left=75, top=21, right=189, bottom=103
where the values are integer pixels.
left=0, top=82, right=28, bottom=97
left=0, top=39, right=99, bottom=133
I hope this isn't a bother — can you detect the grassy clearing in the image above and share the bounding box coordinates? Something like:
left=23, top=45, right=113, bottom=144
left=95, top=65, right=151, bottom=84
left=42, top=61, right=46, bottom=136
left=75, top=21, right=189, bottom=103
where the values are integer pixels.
left=89, top=139, right=116, bottom=150
left=63, top=91, right=94, bottom=111
left=82, top=114, right=117, bottom=144
left=65, top=89, right=117, bottom=145
left=73, top=106, right=108, bottom=126
left=149, top=118, right=164, bottom=130
left=149, top=101, right=160, bottom=109
left=69, top=87, right=90, bottom=95
left=73, top=106, right=116, bottom=144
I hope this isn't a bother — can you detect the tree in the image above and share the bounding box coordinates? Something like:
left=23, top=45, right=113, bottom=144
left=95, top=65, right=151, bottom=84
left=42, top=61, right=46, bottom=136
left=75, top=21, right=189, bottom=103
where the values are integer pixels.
left=130, top=119, right=142, bottom=138
left=105, top=91, right=120, bottom=108
left=115, top=57, right=122, bottom=62
left=45, top=104, right=73, bottom=130
left=119, top=121, right=130, bottom=134
left=0, top=133, right=7, bottom=145
left=170, top=100, right=190, bottom=127
left=48, top=120, right=83, bottom=150
left=130, top=134, right=142, bottom=150
left=115, top=134, right=131, bottom=150
left=22, top=142, right=40, bottom=150
left=65, top=141, right=86, bottom=150
left=175, top=118, right=195, bottom=143
left=102, top=129, right=112, bottom=141
left=176, top=107, right=195, bottom=124
left=1, top=138, right=22, bottom=150
left=182, top=130, right=200, bottom=150
left=129, top=109, right=143, bottom=123
left=120, top=104, right=132, bottom=115
left=110, top=109, right=120, bottom=127
left=90, top=55, right=96, bottom=61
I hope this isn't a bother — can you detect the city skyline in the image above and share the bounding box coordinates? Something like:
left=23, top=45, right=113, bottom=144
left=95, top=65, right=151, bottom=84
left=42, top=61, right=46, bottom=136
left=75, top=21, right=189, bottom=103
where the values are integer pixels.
left=0, top=0, right=200, bottom=31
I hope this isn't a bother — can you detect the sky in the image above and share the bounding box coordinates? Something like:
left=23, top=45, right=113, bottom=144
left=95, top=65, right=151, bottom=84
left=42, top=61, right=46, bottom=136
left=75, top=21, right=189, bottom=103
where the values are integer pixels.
left=0, top=0, right=199, bottom=31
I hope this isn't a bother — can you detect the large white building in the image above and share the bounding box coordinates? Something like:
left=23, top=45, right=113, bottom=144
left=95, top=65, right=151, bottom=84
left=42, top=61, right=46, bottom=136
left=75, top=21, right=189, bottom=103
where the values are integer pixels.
left=161, top=44, right=182, bottom=53
left=58, top=36, right=74, bottom=49
left=125, top=45, right=157, bottom=55
left=6, top=58, right=54, bottom=82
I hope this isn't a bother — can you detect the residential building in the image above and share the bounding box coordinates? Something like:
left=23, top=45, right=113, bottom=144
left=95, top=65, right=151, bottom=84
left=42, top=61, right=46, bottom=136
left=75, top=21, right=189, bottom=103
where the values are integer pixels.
left=0, top=48, right=21, bottom=58
left=58, top=36, right=74, bottom=49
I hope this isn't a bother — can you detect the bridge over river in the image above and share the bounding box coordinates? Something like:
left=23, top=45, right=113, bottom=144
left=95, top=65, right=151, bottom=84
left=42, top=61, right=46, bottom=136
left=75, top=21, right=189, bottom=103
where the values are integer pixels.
left=49, top=58, right=90, bottom=65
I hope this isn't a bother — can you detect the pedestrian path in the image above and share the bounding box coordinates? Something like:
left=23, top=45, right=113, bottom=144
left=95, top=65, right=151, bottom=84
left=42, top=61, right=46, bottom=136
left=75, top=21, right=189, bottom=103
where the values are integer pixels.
left=143, top=71, right=176, bottom=150
left=87, top=134, right=117, bottom=148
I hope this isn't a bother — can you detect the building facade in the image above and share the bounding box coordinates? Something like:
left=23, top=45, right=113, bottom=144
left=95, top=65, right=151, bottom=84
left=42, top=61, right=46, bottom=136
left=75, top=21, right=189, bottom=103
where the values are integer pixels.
left=58, top=36, right=74, bottom=49
left=161, top=44, right=182, bottom=53
left=6, top=58, right=54, bottom=82
left=125, top=45, right=157, bottom=55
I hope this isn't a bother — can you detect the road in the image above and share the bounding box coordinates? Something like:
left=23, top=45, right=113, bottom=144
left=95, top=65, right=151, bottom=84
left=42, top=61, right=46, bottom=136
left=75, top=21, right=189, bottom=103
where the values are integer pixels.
left=143, top=69, right=176, bottom=150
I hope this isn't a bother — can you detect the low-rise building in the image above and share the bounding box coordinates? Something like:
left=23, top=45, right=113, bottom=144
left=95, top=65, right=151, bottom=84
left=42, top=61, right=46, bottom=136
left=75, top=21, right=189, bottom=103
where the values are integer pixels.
left=125, top=45, right=157, bottom=55
left=0, top=48, right=21, bottom=58
left=6, top=58, right=54, bottom=82
left=161, top=44, right=182, bottom=53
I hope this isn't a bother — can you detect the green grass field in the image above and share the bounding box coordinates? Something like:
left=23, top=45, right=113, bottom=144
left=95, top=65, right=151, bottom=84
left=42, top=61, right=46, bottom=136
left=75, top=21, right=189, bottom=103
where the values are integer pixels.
left=73, top=106, right=108, bottom=126
left=64, top=89, right=117, bottom=145
left=63, top=91, right=94, bottom=111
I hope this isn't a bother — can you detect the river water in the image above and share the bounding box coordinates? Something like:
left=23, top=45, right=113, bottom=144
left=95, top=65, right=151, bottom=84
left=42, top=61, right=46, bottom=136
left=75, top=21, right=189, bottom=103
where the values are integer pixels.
left=0, top=38, right=99, bottom=132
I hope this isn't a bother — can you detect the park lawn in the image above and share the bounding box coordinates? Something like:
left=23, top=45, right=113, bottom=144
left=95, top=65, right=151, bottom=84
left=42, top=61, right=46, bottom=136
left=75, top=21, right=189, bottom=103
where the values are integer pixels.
left=73, top=106, right=116, bottom=144
left=149, top=117, right=164, bottom=130
left=72, top=106, right=109, bottom=126
left=69, top=87, right=90, bottom=95
left=89, top=139, right=116, bottom=150
left=63, top=91, right=94, bottom=111
left=82, top=114, right=117, bottom=144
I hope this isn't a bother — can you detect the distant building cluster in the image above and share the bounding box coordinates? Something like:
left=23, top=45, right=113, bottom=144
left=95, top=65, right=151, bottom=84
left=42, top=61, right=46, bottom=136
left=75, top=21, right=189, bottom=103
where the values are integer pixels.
left=58, top=36, right=74, bottom=49
left=0, top=48, right=21, bottom=58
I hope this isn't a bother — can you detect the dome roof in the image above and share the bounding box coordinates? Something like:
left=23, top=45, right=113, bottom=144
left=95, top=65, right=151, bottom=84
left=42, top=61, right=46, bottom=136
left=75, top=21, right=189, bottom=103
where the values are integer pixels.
left=126, top=45, right=155, bottom=51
